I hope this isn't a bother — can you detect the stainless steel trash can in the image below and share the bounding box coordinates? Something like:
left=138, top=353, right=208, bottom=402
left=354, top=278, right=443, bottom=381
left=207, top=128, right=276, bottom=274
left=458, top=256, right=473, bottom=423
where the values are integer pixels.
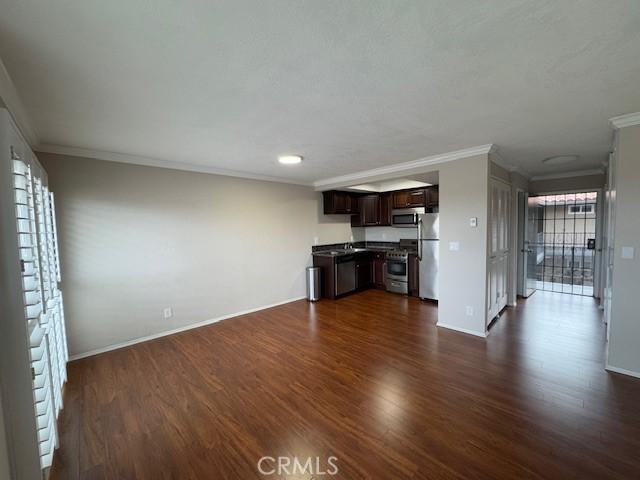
left=306, top=266, right=321, bottom=301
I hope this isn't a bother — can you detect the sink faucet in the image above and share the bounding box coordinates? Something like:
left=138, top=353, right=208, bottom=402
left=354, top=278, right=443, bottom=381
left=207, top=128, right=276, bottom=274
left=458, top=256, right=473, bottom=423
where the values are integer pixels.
left=344, top=242, right=352, bottom=249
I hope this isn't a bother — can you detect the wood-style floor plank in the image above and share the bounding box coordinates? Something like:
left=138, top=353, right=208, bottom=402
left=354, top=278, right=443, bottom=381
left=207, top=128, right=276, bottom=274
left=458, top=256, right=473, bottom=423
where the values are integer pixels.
left=50, top=290, right=640, bottom=479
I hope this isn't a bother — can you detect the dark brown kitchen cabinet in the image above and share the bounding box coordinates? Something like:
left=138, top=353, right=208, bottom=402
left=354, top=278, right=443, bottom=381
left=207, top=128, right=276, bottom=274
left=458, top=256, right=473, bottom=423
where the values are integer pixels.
left=425, top=186, right=439, bottom=208
left=323, top=190, right=360, bottom=214
left=355, top=255, right=372, bottom=289
left=408, top=253, right=420, bottom=297
left=352, top=194, right=380, bottom=227
left=372, top=252, right=386, bottom=289
left=360, top=195, right=379, bottom=225
left=393, top=189, right=426, bottom=209
left=351, top=192, right=394, bottom=227
left=379, top=192, right=393, bottom=226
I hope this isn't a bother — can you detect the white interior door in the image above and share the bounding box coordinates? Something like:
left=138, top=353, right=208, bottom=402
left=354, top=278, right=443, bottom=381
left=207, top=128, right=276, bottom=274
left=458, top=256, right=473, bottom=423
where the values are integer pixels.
left=603, top=152, right=616, bottom=340
left=488, top=179, right=511, bottom=321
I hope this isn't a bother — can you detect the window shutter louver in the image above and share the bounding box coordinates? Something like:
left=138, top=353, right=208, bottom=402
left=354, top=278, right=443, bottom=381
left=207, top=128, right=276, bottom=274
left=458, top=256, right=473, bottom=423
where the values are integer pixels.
left=11, top=155, right=68, bottom=470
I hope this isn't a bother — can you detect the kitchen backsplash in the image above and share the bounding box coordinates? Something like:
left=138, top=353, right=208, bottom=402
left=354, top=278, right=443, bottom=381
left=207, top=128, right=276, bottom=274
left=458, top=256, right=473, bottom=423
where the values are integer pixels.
left=353, top=226, right=418, bottom=243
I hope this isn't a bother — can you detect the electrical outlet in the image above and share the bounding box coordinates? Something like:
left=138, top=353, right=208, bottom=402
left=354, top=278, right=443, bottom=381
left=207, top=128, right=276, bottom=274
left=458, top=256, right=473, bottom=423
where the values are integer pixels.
left=466, top=306, right=473, bottom=316
left=470, top=217, right=478, bottom=227
left=163, top=307, right=173, bottom=319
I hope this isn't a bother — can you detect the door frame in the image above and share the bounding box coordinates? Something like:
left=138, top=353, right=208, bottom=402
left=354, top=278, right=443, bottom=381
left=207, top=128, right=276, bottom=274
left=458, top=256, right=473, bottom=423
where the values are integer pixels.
left=526, top=187, right=604, bottom=299
left=514, top=188, right=526, bottom=301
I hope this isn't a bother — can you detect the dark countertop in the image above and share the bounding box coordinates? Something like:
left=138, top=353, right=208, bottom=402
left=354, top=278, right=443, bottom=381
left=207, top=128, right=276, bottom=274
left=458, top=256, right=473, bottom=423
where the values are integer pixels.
left=312, top=246, right=395, bottom=258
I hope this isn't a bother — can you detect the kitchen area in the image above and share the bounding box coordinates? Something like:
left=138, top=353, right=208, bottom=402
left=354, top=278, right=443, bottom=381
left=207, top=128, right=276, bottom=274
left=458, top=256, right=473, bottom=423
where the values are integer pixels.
left=312, top=173, right=439, bottom=302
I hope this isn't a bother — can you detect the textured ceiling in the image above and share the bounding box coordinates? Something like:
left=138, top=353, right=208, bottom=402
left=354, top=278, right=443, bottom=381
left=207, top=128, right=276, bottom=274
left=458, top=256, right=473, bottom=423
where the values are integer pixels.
left=1, top=1, right=639, bottom=183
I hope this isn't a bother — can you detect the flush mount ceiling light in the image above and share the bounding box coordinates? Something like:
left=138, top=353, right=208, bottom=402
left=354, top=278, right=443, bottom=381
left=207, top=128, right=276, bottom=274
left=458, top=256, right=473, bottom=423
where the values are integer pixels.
left=542, top=155, right=579, bottom=165
left=278, top=155, right=303, bottom=165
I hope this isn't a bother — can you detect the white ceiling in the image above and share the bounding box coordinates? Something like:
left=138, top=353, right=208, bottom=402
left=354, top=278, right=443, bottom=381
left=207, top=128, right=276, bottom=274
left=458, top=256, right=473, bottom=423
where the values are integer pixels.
left=1, top=1, right=639, bottom=184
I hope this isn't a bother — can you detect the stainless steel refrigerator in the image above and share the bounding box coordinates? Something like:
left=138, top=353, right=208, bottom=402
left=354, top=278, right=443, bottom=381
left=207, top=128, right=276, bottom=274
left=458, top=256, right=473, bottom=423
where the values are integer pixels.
left=417, top=213, right=439, bottom=300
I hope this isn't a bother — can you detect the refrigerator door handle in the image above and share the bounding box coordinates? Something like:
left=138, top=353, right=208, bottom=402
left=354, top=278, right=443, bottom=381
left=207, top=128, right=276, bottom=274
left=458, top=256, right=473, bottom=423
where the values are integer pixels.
left=417, top=219, right=423, bottom=260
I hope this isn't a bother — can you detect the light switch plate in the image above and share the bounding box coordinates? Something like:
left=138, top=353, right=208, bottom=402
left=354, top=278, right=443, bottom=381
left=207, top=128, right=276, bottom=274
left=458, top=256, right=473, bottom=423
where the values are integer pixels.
left=449, top=241, right=460, bottom=251
left=621, top=246, right=635, bottom=259
left=470, top=217, right=478, bottom=227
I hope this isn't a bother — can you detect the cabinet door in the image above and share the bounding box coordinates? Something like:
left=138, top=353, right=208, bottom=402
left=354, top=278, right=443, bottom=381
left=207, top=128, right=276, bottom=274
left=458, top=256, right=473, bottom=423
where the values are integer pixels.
left=345, top=193, right=358, bottom=214
left=406, top=189, right=426, bottom=207
left=393, top=191, right=410, bottom=208
left=356, top=257, right=371, bottom=289
left=408, top=254, right=420, bottom=296
left=379, top=193, right=393, bottom=226
left=360, top=195, right=379, bottom=225
left=323, top=191, right=359, bottom=214
left=426, top=186, right=439, bottom=207
left=373, top=254, right=386, bottom=288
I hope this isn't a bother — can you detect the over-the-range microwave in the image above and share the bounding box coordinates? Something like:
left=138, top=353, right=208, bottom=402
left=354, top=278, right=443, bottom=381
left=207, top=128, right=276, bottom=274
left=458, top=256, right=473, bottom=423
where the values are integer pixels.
left=391, top=207, right=424, bottom=227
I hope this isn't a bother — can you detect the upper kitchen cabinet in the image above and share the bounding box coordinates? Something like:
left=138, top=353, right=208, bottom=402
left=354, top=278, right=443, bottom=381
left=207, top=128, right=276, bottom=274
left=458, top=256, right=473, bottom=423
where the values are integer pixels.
left=393, top=189, right=426, bottom=208
left=323, top=190, right=360, bottom=214
left=351, top=192, right=393, bottom=227
left=379, top=192, right=393, bottom=225
left=425, top=186, right=439, bottom=208
left=351, top=194, right=379, bottom=227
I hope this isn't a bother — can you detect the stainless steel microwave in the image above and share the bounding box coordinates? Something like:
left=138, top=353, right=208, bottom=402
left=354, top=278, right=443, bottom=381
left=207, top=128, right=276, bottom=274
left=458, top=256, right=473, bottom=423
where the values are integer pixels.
left=391, top=207, right=424, bottom=227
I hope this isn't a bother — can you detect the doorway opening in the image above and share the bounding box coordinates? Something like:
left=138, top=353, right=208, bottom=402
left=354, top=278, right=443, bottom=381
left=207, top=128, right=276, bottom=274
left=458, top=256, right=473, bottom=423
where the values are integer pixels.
left=524, top=192, right=599, bottom=297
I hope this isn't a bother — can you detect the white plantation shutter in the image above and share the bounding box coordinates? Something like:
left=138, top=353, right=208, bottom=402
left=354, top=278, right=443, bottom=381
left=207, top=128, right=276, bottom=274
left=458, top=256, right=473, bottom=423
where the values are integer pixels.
left=11, top=154, right=68, bottom=470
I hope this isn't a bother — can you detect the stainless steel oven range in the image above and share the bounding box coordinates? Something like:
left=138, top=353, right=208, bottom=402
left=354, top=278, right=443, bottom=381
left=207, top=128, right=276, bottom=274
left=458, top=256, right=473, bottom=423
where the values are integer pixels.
left=385, top=250, right=408, bottom=294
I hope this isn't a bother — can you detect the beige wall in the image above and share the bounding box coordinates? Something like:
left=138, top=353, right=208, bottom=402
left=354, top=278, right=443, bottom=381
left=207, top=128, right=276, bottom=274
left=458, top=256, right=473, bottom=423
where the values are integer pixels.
left=0, top=396, right=10, bottom=480
left=529, top=174, right=605, bottom=194
left=40, top=153, right=354, bottom=357
left=438, top=154, right=489, bottom=335
left=608, top=124, right=640, bottom=375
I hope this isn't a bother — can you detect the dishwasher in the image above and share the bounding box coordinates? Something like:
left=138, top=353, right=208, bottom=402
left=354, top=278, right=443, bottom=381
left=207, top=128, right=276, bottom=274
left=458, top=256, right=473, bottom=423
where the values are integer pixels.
left=335, top=255, right=356, bottom=296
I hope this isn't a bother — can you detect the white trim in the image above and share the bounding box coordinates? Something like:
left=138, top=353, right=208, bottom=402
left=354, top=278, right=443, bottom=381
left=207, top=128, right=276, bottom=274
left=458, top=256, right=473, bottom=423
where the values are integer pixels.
left=530, top=168, right=605, bottom=181
left=313, top=144, right=495, bottom=190
left=0, top=57, right=38, bottom=146
left=609, top=112, right=640, bottom=130
left=605, top=364, right=640, bottom=380
left=69, top=296, right=306, bottom=360
left=36, top=144, right=311, bottom=186
left=490, top=150, right=530, bottom=178
left=436, top=322, right=488, bottom=338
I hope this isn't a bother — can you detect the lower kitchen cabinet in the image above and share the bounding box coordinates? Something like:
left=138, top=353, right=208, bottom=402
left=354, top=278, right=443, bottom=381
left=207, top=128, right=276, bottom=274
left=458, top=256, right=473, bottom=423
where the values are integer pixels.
left=372, top=252, right=386, bottom=289
left=408, top=253, right=420, bottom=297
left=355, top=255, right=372, bottom=289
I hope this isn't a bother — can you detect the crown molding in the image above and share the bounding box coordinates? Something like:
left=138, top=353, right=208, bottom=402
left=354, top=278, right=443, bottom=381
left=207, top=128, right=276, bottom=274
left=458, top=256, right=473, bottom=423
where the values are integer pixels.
left=489, top=150, right=531, bottom=179
left=35, top=144, right=311, bottom=186
left=609, top=112, right=640, bottom=130
left=313, top=144, right=495, bottom=191
left=530, top=168, right=605, bottom=182
left=0, top=56, right=38, bottom=146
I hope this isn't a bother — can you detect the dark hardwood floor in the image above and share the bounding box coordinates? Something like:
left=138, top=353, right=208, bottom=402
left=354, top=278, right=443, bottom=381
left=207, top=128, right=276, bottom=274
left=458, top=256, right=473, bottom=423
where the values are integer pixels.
left=50, top=290, right=640, bottom=479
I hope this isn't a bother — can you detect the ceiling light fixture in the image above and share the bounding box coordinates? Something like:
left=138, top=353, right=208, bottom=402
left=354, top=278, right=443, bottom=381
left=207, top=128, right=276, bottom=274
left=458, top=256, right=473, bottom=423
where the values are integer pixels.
left=542, top=155, right=579, bottom=165
left=278, top=155, right=303, bottom=165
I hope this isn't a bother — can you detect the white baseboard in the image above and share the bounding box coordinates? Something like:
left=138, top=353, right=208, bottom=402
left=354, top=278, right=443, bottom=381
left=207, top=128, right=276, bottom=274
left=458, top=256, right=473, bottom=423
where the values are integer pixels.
left=605, top=364, right=640, bottom=379
left=69, top=296, right=306, bottom=361
left=436, top=322, right=487, bottom=338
